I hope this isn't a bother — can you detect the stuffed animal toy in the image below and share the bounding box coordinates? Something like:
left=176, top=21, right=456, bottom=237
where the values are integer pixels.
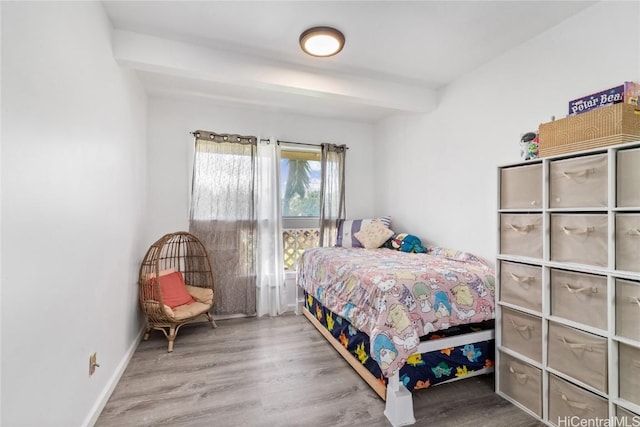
left=385, top=233, right=427, bottom=253
left=520, top=131, right=539, bottom=161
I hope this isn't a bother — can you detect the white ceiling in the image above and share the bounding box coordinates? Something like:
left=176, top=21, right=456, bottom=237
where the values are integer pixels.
left=103, top=1, right=597, bottom=121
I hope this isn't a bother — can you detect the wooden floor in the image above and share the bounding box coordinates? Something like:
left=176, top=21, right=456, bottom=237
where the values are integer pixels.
left=96, top=314, right=544, bottom=427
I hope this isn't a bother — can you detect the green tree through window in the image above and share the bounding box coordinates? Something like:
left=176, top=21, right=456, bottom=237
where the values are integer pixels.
left=283, top=159, right=311, bottom=215
left=281, top=149, right=320, bottom=217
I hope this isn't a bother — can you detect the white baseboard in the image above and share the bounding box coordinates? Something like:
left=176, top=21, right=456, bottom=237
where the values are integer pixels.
left=212, top=313, right=254, bottom=321
left=286, top=303, right=297, bottom=313
left=81, top=323, right=146, bottom=427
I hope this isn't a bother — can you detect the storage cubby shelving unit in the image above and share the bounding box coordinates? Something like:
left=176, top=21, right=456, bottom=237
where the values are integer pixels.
left=495, top=140, right=640, bottom=426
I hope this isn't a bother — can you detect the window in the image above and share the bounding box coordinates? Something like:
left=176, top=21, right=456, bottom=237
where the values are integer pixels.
left=280, top=145, right=321, bottom=270
left=280, top=147, right=321, bottom=218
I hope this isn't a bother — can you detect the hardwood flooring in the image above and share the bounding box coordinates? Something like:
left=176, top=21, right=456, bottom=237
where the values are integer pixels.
left=96, top=314, right=544, bottom=427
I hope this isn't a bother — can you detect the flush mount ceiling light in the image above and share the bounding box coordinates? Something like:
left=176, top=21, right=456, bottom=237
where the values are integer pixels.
left=299, top=26, right=345, bottom=57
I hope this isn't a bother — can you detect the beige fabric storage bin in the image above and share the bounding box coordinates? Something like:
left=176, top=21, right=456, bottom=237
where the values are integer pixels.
left=500, top=164, right=543, bottom=209
left=617, top=147, right=640, bottom=207
left=616, top=214, right=640, bottom=273
left=548, top=321, right=608, bottom=392
left=550, top=269, right=607, bottom=330
left=548, top=374, right=608, bottom=425
left=500, top=214, right=543, bottom=259
left=499, top=351, right=542, bottom=417
left=616, top=279, right=640, bottom=342
left=500, top=261, right=542, bottom=312
left=550, top=214, right=608, bottom=267
left=619, top=342, right=640, bottom=406
left=616, top=405, right=639, bottom=420
left=501, top=307, right=542, bottom=362
left=550, top=153, right=608, bottom=208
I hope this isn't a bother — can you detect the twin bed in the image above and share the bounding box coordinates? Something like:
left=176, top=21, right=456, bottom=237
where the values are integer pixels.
left=296, top=245, right=496, bottom=427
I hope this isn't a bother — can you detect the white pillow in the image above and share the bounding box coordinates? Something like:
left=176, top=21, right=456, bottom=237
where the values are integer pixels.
left=354, top=221, right=394, bottom=249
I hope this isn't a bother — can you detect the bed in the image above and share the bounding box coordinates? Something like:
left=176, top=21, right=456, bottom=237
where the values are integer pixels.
left=296, top=245, right=496, bottom=427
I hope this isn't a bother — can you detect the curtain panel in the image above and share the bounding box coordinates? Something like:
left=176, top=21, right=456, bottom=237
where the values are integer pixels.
left=189, top=131, right=346, bottom=316
left=189, top=131, right=257, bottom=315
left=255, top=138, right=285, bottom=316
left=319, top=143, right=347, bottom=247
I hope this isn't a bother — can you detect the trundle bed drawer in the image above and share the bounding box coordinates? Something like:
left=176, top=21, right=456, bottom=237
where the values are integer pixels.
left=550, top=214, right=608, bottom=267
left=499, top=351, right=542, bottom=417
left=548, top=322, right=608, bottom=392
left=501, top=307, right=542, bottom=362
left=550, top=269, right=607, bottom=330
left=500, top=261, right=542, bottom=312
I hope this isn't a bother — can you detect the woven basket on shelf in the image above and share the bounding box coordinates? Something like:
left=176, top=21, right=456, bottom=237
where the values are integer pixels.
left=538, top=103, right=640, bottom=157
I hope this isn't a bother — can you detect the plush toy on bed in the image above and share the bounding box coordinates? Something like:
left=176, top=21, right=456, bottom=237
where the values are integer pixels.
left=384, top=233, right=427, bottom=253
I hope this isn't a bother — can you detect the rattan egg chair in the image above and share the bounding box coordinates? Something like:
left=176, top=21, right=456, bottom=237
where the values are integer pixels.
left=139, top=231, right=217, bottom=352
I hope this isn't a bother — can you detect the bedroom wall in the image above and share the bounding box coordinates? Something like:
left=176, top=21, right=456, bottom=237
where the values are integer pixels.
left=146, top=97, right=376, bottom=311
left=145, top=96, right=377, bottom=244
left=1, top=3, right=147, bottom=426
left=373, top=0, right=640, bottom=264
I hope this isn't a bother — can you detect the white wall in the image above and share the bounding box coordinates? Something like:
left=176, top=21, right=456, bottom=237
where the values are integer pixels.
left=145, top=96, right=377, bottom=243
left=2, top=1, right=636, bottom=425
left=1, top=3, right=147, bottom=426
left=373, top=1, right=640, bottom=264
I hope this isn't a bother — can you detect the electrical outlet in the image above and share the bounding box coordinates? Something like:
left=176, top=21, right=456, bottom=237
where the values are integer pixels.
left=89, top=352, right=99, bottom=376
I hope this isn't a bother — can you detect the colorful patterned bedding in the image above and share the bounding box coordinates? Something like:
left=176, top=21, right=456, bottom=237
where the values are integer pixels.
left=297, top=246, right=495, bottom=378
left=304, top=291, right=495, bottom=392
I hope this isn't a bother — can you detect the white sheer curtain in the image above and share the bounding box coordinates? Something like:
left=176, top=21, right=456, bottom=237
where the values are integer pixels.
left=255, top=138, right=285, bottom=316
left=319, top=143, right=347, bottom=247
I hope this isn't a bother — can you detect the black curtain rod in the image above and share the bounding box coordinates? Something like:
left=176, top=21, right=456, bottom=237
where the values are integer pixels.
left=236, top=138, right=318, bottom=147
left=278, top=140, right=349, bottom=150
left=277, top=139, right=320, bottom=148
left=197, top=135, right=348, bottom=150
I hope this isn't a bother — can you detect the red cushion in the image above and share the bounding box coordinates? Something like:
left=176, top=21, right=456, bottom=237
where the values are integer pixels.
left=158, top=271, right=195, bottom=309
left=142, top=268, right=176, bottom=301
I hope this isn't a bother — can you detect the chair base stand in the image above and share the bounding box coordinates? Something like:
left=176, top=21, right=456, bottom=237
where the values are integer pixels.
left=144, top=312, right=217, bottom=352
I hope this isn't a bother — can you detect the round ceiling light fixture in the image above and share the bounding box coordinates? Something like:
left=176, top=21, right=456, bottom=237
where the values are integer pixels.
left=299, top=26, right=345, bottom=57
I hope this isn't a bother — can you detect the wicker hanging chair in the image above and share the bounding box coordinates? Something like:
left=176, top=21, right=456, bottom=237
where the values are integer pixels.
left=138, top=231, right=217, bottom=352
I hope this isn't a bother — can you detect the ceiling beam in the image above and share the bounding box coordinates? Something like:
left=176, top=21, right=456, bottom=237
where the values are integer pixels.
left=111, top=29, right=437, bottom=115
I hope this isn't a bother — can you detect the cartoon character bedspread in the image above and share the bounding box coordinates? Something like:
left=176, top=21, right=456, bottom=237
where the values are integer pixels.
left=297, top=246, right=496, bottom=378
